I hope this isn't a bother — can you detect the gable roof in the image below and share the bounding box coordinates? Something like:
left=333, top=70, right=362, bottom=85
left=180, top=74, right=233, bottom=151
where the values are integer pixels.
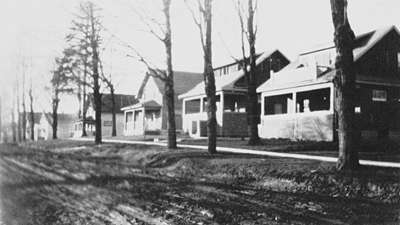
left=101, top=94, right=138, bottom=113
left=19, top=112, right=42, bottom=124
left=41, top=113, right=78, bottom=125
left=89, top=93, right=138, bottom=113
left=257, top=26, right=400, bottom=94
left=179, top=49, right=288, bottom=99
left=137, top=71, right=203, bottom=99
left=300, top=26, right=400, bottom=61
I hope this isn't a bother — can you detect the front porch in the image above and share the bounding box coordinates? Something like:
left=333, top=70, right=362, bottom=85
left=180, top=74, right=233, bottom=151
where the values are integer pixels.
left=182, top=91, right=249, bottom=137
left=259, top=82, right=334, bottom=141
left=123, top=100, right=162, bottom=136
left=73, top=117, right=96, bottom=137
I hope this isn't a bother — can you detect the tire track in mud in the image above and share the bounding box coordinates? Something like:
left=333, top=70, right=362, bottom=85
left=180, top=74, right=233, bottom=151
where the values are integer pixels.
left=0, top=157, right=170, bottom=225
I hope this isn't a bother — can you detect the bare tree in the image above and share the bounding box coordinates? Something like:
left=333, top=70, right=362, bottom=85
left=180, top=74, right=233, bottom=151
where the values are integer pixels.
left=68, top=1, right=103, bottom=144
left=46, top=53, right=75, bottom=139
left=236, top=0, right=260, bottom=145
left=16, top=75, right=22, bottom=142
left=127, top=0, right=177, bottom=148
left=28, top=81, right=35, bottom=141
left=99, top=59, right=117, bottom=137
left=22, top=68, right=27, bottom=141
left=11, top=98, right=17, bottom=144
left=330, top=0, right=359, bottom=171
left=0, top=97, right=2, bottom=142
left=186, top=0, right=217, bottom=154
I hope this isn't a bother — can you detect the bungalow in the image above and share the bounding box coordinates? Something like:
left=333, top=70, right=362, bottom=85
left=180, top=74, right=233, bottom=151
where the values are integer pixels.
left=121, top=71, right=203, bottom=136
left=257, top=26, right=400, bottom=141
left=73, top=93, right=137, bottom=137
left=178, top=50, right=290, bottom=137
left=37, top=113, right=77, bottom=140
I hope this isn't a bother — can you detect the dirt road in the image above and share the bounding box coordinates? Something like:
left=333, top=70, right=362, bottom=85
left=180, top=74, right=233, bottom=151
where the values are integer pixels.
left=0, top=143, right=398, bottom=224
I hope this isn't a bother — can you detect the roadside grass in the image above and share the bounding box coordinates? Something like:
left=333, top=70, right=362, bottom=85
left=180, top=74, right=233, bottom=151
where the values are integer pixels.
left=12, top=139, right=400, bottom=204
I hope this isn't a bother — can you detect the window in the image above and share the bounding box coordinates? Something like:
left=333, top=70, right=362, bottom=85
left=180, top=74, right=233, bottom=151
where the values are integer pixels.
left=397, top=52, right=400, bottom=68
left=104, top=121, right=112, bottom=126
left=264, top=94, right=293, bottom=115
left=185, top=99, right=201, bottom=114
left=372, top=89, right=387, bottom=102
left=224, top=94, right=246, bottom=112
left=126, top=112, right=133, bottom=122
left=296, top=88, right=330, bottom=113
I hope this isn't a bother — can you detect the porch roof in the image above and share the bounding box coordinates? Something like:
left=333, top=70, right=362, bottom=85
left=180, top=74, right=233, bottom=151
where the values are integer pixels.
left=121, top=100, right=162, bottom=111
left=257, top=66, right=334, bottom=93
left=178, top=71, right=246, bottom=99
left=257, top=68, right=400, bottom=94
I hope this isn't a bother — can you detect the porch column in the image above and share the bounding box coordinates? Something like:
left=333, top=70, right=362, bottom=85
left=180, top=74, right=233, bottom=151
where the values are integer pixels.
left=123, top=111, right=126, bottom=132
left=293, top=91, right=297, bottom=140
left=329, top=84, right=334, bottom=112
left=292, top=91, right=297, bottom=114
left=200, top=97, right=204, bottom=113
left=220, top=92, right=224, bottom=136
left=182, top=99, right=186, bottom=132
left=142, top=108, right=145, bottom=136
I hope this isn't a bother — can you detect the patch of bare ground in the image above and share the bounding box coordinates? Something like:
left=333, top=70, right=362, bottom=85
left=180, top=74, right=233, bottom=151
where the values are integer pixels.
left=0, top=140, right=399, bottom=224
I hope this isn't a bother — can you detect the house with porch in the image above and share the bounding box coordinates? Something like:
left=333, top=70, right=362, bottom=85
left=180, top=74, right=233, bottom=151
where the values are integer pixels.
left=257, top=26, right=400, bottom=141
left=178, top=49, right=290, bottom=137
left=122, top=71, right=203, bottom=136
left=73, top=93, right=137, bottom=137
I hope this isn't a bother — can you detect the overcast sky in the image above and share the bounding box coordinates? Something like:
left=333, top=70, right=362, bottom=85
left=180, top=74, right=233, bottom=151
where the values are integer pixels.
left=1, top=0, right=400, bottom=116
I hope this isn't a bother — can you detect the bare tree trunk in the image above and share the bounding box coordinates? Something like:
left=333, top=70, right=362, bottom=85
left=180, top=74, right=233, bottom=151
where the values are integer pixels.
left=330, top=0, right=359, bottom=171
left=52, top=95, right=59, bottom=139
left=163, top=0, right=177, bottom=149
left=203, top=0, right=217, bottom=154
left=22, top=74, right=26, bottom=141
left=82, top=63, right=88, bottom=137
left=246, top=0, right=260, bottom=145
left=16, top=79, right=22, bottom=142
left=11, top=107, right=16, bottom=144
left=88, top=3, right=102, bottom=144
left=29, top=87, right=34, bottom=141
left=0, top=98, right=2, bottom=142
left=110, top=85, right=117, bottom=137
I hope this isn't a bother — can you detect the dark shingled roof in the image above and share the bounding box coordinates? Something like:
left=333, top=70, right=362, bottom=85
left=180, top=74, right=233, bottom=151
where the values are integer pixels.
left=137, top=71, right=203, bottom=99
left=89, top=94, right=138, bottom=113
left=101, top=94, right=138, bottom=113
left=19, top=112, right=42, bottom=124
left=43, top=113, right=78, bottom=125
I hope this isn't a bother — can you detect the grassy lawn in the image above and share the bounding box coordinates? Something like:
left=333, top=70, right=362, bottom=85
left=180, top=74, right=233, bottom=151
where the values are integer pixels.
left=3, top=140, right=400, bottom=224
left=20, top=139, right=400, bottom=203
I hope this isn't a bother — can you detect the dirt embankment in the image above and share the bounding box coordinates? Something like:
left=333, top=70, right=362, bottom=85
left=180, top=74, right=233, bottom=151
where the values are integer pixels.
left=2, top=140, right=400, bottom=224
left=142, top=146, right=400, bottom=204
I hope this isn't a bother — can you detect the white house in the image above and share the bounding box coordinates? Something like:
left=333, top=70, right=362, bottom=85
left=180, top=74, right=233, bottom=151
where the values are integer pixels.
left=73, top=94, right=137, bottom=137
left=122, top=71, right=203, bottom=136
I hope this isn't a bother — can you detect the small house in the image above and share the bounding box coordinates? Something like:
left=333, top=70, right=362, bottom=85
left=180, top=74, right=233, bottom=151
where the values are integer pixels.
left=122, top=71, right=203, bottom=136
left=23, top=112, right=42, bottom=141
left=73, top=94, right=137, bottom=137
left=257, top=26, right=400, bottom=141
left=179, top=50, right=290, bottom=137
left=37, top=113, right=77, bottom=140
